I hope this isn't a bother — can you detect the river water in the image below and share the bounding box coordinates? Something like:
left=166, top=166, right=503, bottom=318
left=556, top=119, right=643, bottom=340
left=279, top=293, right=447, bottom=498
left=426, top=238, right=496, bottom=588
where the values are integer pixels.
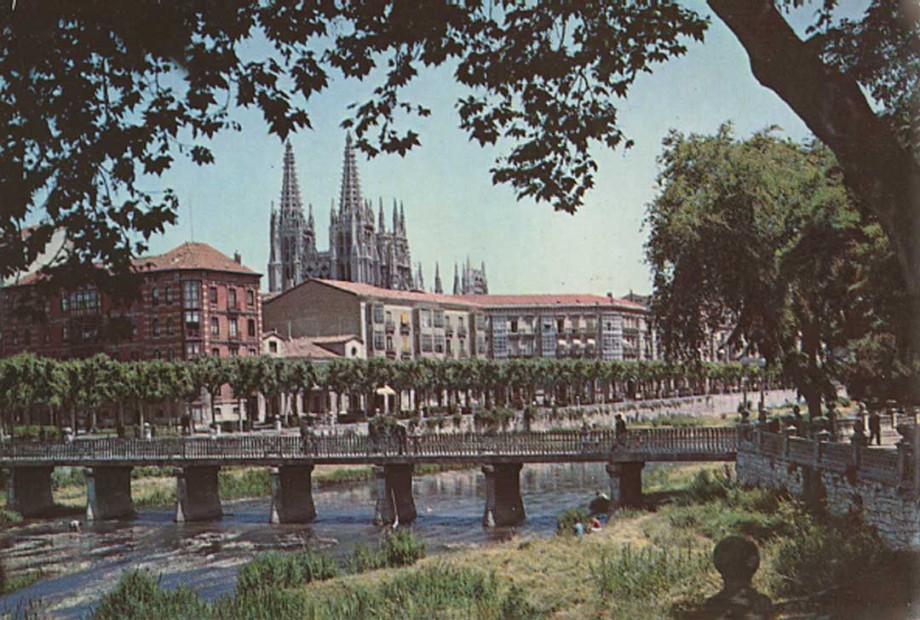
left=0, top=462, right=615, bottom=618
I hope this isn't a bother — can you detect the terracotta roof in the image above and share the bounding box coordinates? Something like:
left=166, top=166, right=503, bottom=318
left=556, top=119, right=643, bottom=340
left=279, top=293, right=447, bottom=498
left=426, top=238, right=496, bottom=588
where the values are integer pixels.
left=459, top=293, right=646, bottom=311
left=283, top=337, right=340, bottom=360
left=312, top=279, right=481, bottom=307
left=309, top=334, right=361, bottom=345
left=135, top=242, right=257, bottom=275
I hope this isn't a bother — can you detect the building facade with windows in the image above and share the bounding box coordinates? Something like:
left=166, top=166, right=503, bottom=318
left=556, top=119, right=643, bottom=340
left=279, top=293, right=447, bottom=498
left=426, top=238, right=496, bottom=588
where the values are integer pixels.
left=0, top=242, right=263, bottom=362
left=460, top=294, right=656, bottom=361
left=262, top=279, right=485, bottom=361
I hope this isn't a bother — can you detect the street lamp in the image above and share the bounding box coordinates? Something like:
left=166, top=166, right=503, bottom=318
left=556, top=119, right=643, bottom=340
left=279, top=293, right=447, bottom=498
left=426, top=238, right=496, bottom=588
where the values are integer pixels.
left=757, top=357, right=767, bottom=412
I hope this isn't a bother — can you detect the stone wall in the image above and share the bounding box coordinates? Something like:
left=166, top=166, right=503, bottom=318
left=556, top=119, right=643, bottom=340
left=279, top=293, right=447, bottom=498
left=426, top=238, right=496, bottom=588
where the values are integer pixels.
left=737, top=434, right=920, bottom=550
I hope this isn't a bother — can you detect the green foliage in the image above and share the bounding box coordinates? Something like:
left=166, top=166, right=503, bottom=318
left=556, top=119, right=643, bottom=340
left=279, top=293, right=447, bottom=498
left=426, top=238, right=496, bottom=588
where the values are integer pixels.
left=218, top=468, right=271, bottom=500
left=767, top=513, right=889, bottom=598
left=346, top=530, right=427, bottom=573
left=555, top=506, right=591, bottom=536
left=0, top=569, right=43, bottom=595
left=236, top=550, right=339, bottom=594
left=91, top=570, right=211, bottom=620
left=591, top=545, right=712, bottom=601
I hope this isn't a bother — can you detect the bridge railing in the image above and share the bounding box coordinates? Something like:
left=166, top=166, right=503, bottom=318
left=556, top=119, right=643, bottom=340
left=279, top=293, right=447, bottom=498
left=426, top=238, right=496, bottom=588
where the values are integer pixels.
left=741, top=429, right=914, bottom=492
left=0, top=427, right=739, bottom=464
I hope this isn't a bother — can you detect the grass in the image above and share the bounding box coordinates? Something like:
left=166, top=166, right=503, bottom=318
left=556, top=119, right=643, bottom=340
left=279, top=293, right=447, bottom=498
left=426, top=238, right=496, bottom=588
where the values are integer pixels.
left=63, top=462, right=920, bottom=619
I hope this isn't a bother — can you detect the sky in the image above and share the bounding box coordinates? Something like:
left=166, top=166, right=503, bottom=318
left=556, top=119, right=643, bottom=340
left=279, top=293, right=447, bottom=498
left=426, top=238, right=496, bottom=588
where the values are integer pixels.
left=147, top=2, right=817, bottom=297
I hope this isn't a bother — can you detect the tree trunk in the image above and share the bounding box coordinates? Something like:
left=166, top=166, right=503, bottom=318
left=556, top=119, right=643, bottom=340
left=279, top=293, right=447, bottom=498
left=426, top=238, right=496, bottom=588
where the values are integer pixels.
left=710, top=0, right=920, bottom=399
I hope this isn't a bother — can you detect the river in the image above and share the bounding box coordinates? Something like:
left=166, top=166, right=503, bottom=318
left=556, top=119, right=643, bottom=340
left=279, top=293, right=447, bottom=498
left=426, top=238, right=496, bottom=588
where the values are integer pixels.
left=0, top=462, right=616, bottom=618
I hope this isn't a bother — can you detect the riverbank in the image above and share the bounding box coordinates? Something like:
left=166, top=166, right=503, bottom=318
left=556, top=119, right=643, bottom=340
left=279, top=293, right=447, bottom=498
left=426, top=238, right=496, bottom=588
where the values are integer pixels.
left=80, top=463, right=918, bottom=619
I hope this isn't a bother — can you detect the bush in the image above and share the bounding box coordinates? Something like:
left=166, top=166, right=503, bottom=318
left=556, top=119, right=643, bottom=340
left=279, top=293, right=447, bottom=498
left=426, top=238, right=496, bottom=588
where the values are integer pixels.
left=681, top=468, right=733, bottom=504
left=219, top=468, right=271, bottom=500
left=768, top=513, right=889, bottom=597
left=346, top=529, right=427, bottom=572
left=556, top=506, right=591, bottom=535
left=91, top=570, right=211, bottom=620
left=237, top=550, right=339, bottom=594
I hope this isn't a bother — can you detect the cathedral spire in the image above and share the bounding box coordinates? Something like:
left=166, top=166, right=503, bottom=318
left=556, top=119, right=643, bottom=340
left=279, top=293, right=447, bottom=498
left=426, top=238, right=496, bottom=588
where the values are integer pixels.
left=339, top=133, right=363, bottom=217
left=378, top=198, right=386, bottom=232
left=434, top=262, right=442, bottom=294
left=399, top=202, right=406, bottom=234
left=280, top=141, right=304, bottom=217
left=307, top=203, right=315, bottom=229
left=452, top=263, right=460, bottom=295
left=392, top=200, right=399, bottom=232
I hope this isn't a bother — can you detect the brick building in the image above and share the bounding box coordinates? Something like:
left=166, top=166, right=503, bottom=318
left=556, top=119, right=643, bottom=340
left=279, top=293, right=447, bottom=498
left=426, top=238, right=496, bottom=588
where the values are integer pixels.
left=1, top=242, right=262, bottom=362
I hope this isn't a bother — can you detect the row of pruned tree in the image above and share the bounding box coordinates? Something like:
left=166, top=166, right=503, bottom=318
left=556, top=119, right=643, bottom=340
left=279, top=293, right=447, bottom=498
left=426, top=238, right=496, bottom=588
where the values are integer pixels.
left=0, top=353, right=778, bottom=435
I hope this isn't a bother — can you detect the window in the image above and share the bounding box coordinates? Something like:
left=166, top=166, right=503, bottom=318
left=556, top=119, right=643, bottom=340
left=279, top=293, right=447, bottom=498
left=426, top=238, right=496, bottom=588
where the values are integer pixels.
left=228, top=288, right=237, bottom=309
left=400, top=312, right=409, bottom=325
left=209, top=286, right=218, bottom=304
left=386, top=336, right=393, bottom=352
left=183, top=281, right=201, bottom=309
left=229, top=318, right=239, bottom=338
left=151, top=287, right=160, bottom=306
left=402, top=338, right=411, bottom=353
left=42, top=329, right=50, bottom=344
left=184, top=310, right=201, bottom=332
left=248, top=348, right=257, bottom=356
left=166, top=317, right=175, bottom=336
left=420, top=309, right=431, bottom=328
left=247, top=318, right=256, bottom=337
left=510, top=319, right=518, bottom=333
left=152, top=318, right=161, bottom=338
left=374, top=332, right=385, bottom=351
left=350, top=346, right=358, bottom=357
left=165, top=286, right=176, bottom=304
left=434, top=334, right=445, bottom=353
left=62, top=326, right=69, bottom=342
left=433, top=311, right=444, bottom=328
left=61, top=295, right=69, bottom=313
left=446, top=339, right=452, bottom=356
left=210, top=317, right=220, bottom=336
left=269, top=341, right=279, bottom=354
left=167, top=349, right=175, bottom=361
left=247, top=289, right=255, bottom=307
left=154, top=349, right=162, bottom=360
left=71, top=289, right=100, bottom=315
left=186, top=342, right=201, bottom=358
left=211, top=347, right=221, bottom=357
left=557, top=318, right=565, bottom=333
left=421, top=334, right=433, bottom=352
left=373, top=304, right=384, bottom=323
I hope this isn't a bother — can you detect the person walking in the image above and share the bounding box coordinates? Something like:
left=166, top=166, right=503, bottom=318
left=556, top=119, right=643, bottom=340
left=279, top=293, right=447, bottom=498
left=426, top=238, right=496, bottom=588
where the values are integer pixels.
left=868, top=409, right=882, bottom=446
left=615, top=414, right=628, bottom=443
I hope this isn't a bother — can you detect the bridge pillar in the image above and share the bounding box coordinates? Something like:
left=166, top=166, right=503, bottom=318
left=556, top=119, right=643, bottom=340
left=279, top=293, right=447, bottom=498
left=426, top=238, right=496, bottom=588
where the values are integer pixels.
left=85, top=466, right=134, bottom=521
left=373, top=464, right=417, bottom=525
left=482, top=463, right=525, bottom=527
left=6, top=467, right=54, bottom=517
left=269, top=465, right=317, bottom=524
left=606, top=462, right=644, bottom=513
left=174, top=466, right=222, bottom=522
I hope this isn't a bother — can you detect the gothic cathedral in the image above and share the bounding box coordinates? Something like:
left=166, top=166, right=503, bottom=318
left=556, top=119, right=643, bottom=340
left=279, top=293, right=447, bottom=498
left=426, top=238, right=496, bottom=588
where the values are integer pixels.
left=268, top=135, right=488, bottom=295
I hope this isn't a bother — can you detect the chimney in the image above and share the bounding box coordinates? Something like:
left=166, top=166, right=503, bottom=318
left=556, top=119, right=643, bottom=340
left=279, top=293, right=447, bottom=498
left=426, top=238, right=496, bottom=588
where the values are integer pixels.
left=606, top=292, right=613, bottom=300
left=233, top=251, right=242, bottom=264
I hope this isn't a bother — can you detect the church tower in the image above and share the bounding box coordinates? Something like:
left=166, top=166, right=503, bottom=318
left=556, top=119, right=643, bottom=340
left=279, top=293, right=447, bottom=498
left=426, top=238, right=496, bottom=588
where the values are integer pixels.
left=268, top=142, right=309, bottom=293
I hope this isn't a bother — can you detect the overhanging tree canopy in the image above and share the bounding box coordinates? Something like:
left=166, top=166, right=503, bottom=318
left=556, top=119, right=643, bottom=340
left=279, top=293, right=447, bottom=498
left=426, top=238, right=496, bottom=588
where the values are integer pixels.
left=2, top=1, right=916, bottom=375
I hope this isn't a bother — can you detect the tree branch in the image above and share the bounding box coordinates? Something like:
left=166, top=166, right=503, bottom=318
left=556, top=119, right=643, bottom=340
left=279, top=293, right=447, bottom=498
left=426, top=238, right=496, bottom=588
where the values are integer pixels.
left=708, top=0, right=920, bottom=300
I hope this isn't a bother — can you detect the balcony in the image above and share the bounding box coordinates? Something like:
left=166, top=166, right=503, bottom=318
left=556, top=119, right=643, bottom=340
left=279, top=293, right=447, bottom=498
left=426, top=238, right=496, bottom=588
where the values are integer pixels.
left=458, top=327, right=468, bottom=337
left=385, top=320, right=395, bottom=333
left=400, top=351, right=412, bottom=360
left=445, top=326, right=454, bottom=337
left=386, top=350, right=397, bottom=360
left=400, top=324, right=411, bottom=335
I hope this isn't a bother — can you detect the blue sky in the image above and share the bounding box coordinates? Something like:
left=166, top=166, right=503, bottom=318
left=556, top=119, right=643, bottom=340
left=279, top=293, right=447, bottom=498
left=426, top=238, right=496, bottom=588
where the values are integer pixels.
left=148, top=2, right=817, bottom=296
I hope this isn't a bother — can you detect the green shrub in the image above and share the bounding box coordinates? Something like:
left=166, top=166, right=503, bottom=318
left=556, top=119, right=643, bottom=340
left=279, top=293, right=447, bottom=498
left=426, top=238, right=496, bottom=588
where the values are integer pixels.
left=51, top=467, right=85, bottom=490
left=556, top=506, right=591, bottom=535
left=767, top=513, right=889, bottom=597
left=346, top=529, right=427, bottom=572
left=236, top=550, right=339, bottom=594
left=91, top=570, right=211, bottom=620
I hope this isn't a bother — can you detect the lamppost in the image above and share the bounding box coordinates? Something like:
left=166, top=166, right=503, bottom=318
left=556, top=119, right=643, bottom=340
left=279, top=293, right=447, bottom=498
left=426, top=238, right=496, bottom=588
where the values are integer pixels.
left=741, top=356, right=751, bottom=414
left=757, top=357, right=767, bottom=412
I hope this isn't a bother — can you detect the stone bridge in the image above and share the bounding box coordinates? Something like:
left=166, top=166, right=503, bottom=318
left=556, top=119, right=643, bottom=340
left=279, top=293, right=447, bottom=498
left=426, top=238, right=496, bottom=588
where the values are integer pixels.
left=0, top=428, right=736, bottom=527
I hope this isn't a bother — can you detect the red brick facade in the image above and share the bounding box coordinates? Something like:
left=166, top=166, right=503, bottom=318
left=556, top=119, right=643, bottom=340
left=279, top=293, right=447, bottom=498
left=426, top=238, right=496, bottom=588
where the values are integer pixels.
left=0, top=243, right=262, bottom=362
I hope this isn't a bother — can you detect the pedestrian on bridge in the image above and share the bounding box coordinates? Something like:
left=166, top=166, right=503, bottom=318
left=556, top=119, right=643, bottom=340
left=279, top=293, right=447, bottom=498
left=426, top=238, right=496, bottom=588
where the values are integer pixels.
left=868, top=410, right=882, bottom=446
left=615, top=414, right=627, bottom=443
